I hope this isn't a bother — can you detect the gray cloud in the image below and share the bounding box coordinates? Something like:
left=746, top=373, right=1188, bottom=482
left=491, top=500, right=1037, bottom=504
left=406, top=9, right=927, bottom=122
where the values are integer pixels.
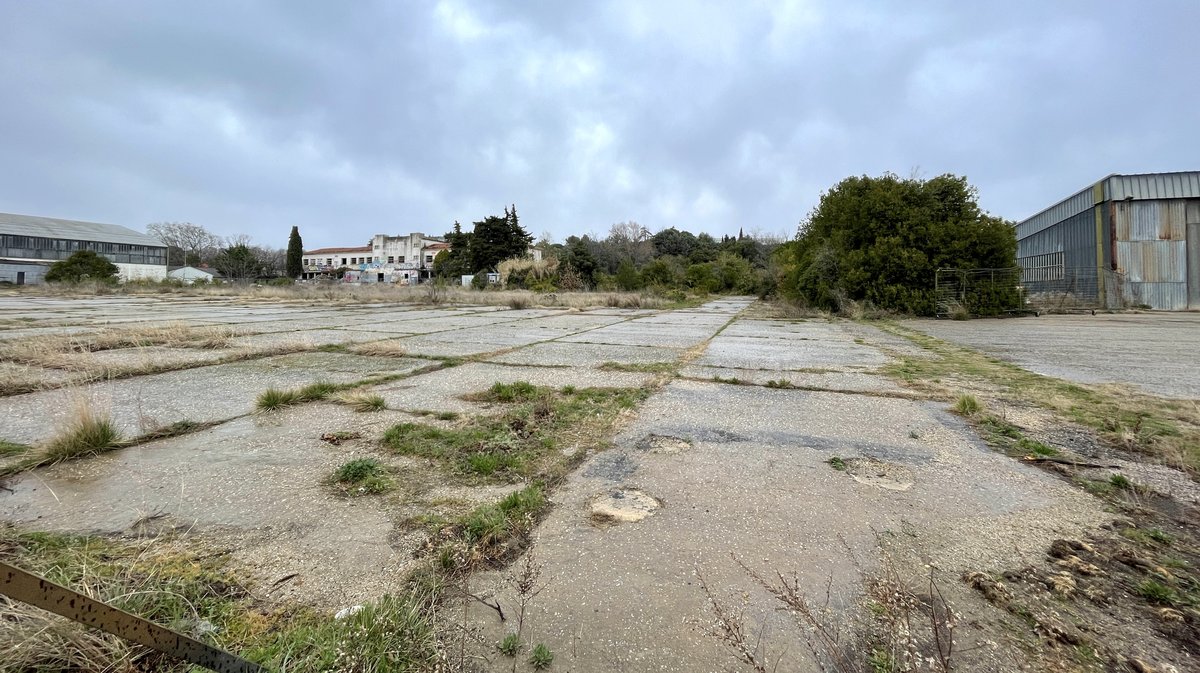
left=2, top=0, right=1197, bottom=249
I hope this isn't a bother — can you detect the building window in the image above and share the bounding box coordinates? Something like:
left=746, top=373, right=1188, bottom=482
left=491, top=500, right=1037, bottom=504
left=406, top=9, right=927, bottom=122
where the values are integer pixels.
left=388, top=256, right=395, bottom=263
left=342, top=258, right=347, bottom=266
left=1018, top=252, right=1065, bottom=283
left=425, top=255, right=433, bottom=263
left=398, top=256, right=405, bottom=263
left=326, top=258, right=332, bottom=266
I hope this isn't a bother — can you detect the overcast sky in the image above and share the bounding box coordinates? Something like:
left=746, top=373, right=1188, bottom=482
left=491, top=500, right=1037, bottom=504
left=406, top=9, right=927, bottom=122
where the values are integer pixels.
left=2, top=1, right=1197, bottom=249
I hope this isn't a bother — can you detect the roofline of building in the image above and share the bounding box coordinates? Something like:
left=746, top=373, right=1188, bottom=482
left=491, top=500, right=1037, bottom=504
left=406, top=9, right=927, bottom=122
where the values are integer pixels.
left=303, top=246, right=372, bottom=255
left=1015, top=170, right=1200, bottom=240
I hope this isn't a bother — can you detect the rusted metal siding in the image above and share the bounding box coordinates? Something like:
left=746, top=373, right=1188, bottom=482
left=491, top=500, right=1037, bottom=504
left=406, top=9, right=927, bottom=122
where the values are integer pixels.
left=1112, top=198, right=1192, bottom=309
left=1104, top=172, right=1200, bottom=201
left=1114, top=200, right=1188, bottom=241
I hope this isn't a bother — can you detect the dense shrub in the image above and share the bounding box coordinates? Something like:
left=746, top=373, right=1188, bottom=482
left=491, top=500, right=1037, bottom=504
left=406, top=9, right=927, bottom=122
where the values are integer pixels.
left=777, top=174, right=1016, bottom=315
left=45, top=251, right=119, bottom=284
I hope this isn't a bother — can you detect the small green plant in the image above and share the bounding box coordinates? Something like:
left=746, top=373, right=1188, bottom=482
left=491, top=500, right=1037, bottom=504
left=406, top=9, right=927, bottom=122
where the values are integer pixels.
left=764, top=379, right=795, bottom=389
left=827, top=456, right=847, bottom=471
left=498, top=633, right=521, bottom=656
left=1148, top=528, right=1173, bottom=545
left=297, top=381, right=339, bottom=400
left=529, top=643, right=554, bottom=669
left=43, top=406, right=123, bottom=461
left=598, top=361, right=677, bottom=374
left=1136, top=579, right=1176, bottom=605
left=435, top=411, right=460, bottom=421
left=481, top=381, right=539, bottom=403
left=465, top=452, right=521, bottom=476
left=952, top=394, right=982, bottom=416
left=560, top=385, right=576, bottom=394
left=712, top=375, right=743, bottom=385
left=1110, top=473, right=1132, bottom=490
left=1017, top=437, right=1058, bottom=456
left=256, top=387, right=300, bottom=411
left=332, top=458, right=392, bottom=494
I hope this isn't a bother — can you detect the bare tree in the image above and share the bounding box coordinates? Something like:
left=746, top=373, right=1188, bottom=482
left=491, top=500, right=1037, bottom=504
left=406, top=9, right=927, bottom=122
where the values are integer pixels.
left=606, top=220, right=654, bottom=265
left=146, top=222, right=220, bottom=266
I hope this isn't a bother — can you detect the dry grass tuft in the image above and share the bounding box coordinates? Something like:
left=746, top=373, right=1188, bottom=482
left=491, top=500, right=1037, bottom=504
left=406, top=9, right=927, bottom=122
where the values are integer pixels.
left=41, top=399, right=123, bottom=462
left=349, top=340, right=410, bottom=358
left=336, top=391, right=388, bottom=412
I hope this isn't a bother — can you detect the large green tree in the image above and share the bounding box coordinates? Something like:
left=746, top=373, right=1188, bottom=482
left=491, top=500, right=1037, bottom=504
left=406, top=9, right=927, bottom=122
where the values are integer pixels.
left=778, top=173, right=1016, bottom=315
left=45, top=250, right=119, bottom=283
left=286, top=226, right=303, bottom=278
left=434, top=221, right=473, bottom=279
left=468, top=205, right=533, bottom=273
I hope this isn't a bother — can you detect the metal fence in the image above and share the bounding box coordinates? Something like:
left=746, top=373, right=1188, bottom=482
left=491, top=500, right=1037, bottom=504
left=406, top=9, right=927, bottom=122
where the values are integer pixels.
left=934, top=268, right=1025, bottom=317
left=1020, top=266, right=1128, bottom=312
left=936, top=266, right=1130, bottom=316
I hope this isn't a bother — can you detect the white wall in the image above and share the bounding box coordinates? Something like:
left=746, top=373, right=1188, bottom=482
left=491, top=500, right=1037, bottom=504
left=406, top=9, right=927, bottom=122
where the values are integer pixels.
left=116, top=263, right=167, bottom=282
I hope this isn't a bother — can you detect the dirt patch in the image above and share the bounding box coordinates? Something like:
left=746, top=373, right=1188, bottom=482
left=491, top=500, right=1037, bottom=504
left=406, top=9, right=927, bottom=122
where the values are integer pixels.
left=842, top=456, right=914, bottom=491
left=590, top=487, right=662, bottom=525
left=637, top=433, right=691, bottom=454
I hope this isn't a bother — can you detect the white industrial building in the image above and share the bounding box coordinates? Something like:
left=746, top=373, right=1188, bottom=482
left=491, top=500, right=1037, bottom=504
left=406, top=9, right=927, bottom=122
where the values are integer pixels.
left=301, top=233, right=449, bottom=284
left=0, top=212, right=167, bottom=284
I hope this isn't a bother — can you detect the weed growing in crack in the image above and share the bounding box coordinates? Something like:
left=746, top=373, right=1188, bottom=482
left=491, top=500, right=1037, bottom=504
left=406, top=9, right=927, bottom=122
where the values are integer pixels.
left=42, top=402, right=123, bottom=462
left=332, top=458, right=392, bottom=495
left=337, top=391, right=387, bottom=412
left=498, top=632, right=521, bottom=656
left=529, top=643, right=554, bottom=669
left=1109, top=474, right=1132, bottom=490
left=765, top=379, right=795, bottom=389
left=256, top=387, right=301, bottom=411
left=828, top=456, right=848, bottom=471
left=952, top=394, right=982, bottom=416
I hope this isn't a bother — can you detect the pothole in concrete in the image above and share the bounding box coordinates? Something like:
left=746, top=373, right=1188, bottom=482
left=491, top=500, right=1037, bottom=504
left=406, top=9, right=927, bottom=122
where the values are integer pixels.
left=842, top=457, right=914, bottom=491
left=590, top=488, right=662, bottom=526
left=637, top=433, right=692, bottom=454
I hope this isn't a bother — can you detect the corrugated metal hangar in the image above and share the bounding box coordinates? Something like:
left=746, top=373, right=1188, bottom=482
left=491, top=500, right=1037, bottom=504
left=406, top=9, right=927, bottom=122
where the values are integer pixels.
left=0, top=212, right=168, bottom=284
left=1016, top=172, right=1200, bottom=310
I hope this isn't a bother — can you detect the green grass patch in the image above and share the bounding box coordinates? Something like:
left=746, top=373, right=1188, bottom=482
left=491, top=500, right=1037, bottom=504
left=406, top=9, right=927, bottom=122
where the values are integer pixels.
left=256, top=387, right=301, bottom=411
left=828, top=456, right=847, bottom=471
left=384, top=384, right=650, bottom=483
left=332, top=458, right=393, bottom=495
left=1110, top=473, right=1133, bottom=490
left=764, top=379, right=796, bottom=389
left=447, top=484, right=549, bottom=569
left=1017, top=437, right=1058, bottom=457
left=1136, top=579, right=1176, bottom=605
left=712, top=375, right=744, bottom=385
left=498, top=632, right=521, bottom=656
left=0, top=439, right=32, bottom=457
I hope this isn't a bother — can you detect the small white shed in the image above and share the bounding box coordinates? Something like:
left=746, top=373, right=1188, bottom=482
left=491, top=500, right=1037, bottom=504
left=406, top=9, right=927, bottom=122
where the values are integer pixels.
left=167, top=266, right=222, bottom=284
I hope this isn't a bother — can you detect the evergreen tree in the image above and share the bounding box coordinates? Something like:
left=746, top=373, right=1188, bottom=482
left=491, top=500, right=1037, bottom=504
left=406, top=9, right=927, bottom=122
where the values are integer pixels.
left=286, top=226, right=303, bottom=278
left=436, top=221, right=473, bottom=278
left=469, top=205, right=533, bottom=272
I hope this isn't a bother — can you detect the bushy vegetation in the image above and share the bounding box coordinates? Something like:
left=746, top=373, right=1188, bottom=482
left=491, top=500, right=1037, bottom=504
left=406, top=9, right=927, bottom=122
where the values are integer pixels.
left=776, top=174, right=1017, bottom=315
left=45, top=250, right=119, bottom=284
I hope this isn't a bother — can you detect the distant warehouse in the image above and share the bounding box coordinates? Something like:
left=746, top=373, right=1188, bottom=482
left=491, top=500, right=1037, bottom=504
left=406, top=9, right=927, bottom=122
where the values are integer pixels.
left=0, top=212, right=167, bottom=285
left=1016, top=171, right=1200, bottom=310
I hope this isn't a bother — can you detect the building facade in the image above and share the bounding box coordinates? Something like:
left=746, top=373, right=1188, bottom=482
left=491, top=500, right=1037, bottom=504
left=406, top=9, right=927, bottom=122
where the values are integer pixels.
left=1016, top=172, right=1200, bottom=310
left=0, top=212, right=167, bottom=284
left=301, top=233, right=448, bottom=284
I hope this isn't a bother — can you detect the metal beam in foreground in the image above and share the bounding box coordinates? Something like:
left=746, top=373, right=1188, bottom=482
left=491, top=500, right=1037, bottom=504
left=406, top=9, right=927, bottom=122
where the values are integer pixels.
left=0, top=561, right=264, bottom=673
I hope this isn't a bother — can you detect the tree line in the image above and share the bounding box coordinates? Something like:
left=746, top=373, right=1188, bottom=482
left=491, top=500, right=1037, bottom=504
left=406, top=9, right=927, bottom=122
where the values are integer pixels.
left=45, top=173, right=1018, bottom=316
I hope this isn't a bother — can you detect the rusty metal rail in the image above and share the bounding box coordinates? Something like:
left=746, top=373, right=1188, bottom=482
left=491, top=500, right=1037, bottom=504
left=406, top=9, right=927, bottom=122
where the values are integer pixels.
left=0, top=561, right=264, bottom=673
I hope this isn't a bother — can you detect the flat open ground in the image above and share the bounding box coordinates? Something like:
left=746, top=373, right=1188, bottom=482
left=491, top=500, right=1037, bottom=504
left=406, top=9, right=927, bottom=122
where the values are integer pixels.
left=905, top=312, right=1200, bottom=399
left=1, top=294, right=1196, bottom=672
